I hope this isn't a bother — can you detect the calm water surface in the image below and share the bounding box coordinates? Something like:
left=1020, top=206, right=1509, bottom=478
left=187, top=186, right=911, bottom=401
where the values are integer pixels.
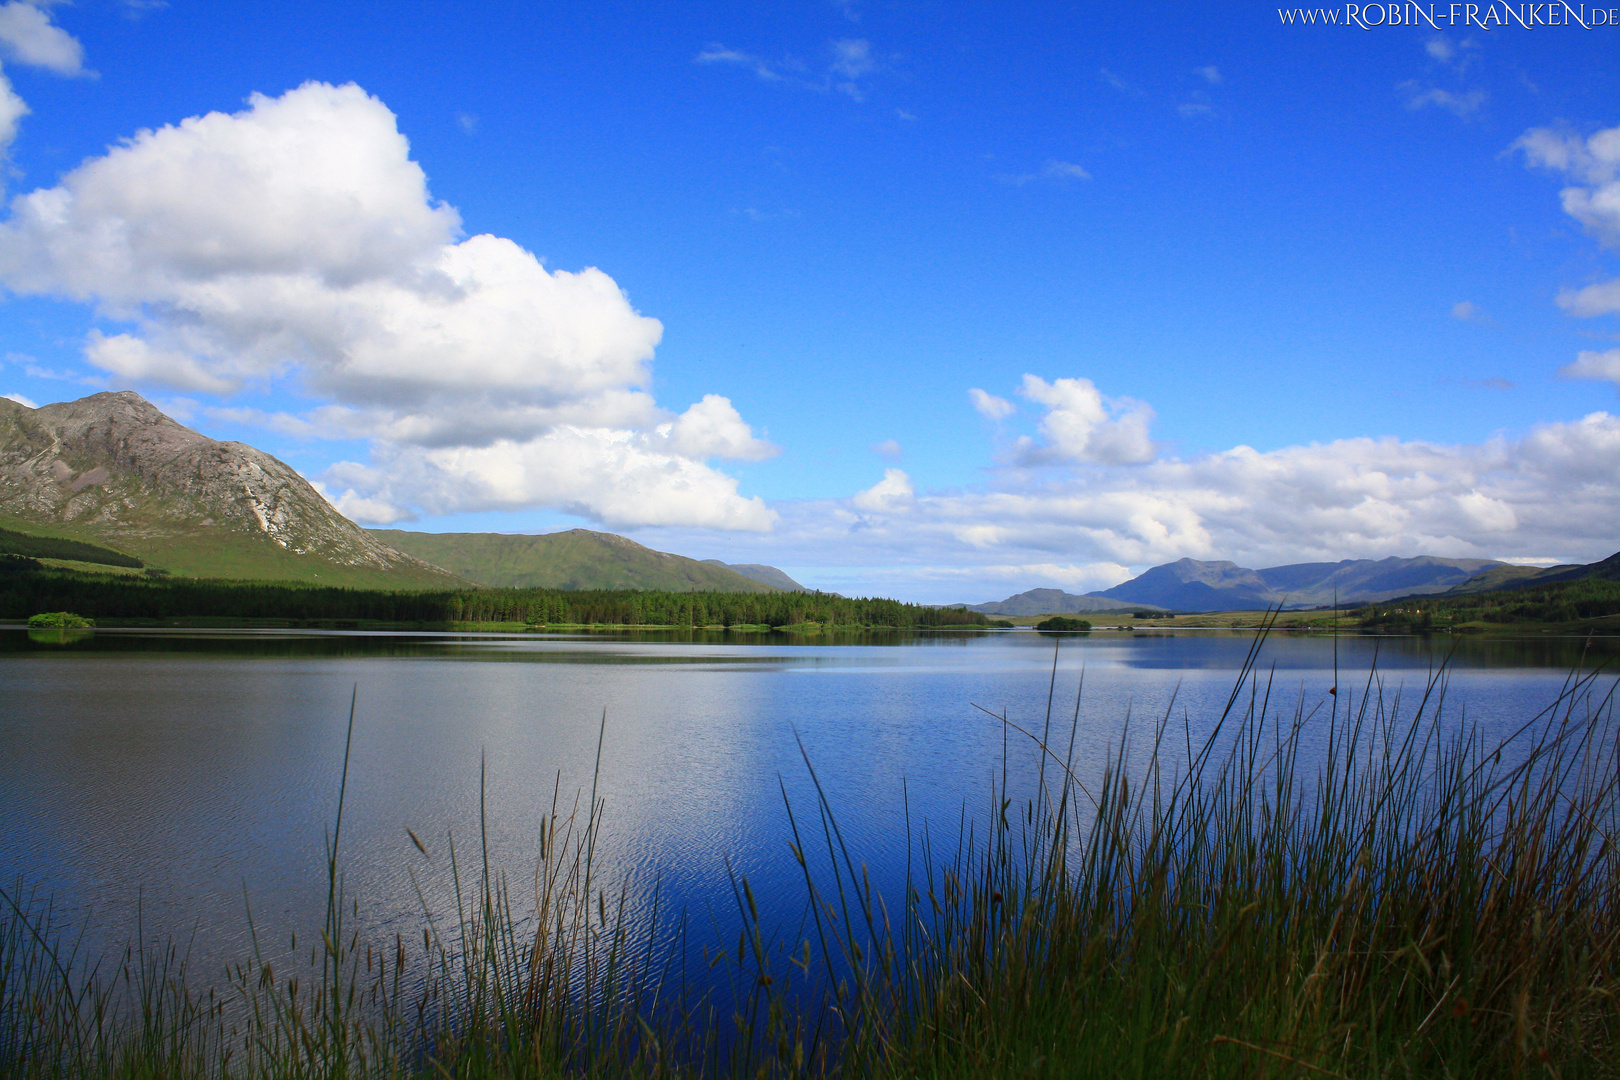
left=1, top=625, right=1614, bottom=979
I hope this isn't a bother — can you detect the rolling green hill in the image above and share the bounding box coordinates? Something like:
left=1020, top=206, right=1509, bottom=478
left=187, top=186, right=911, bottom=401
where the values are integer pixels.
left=369, top=528, right=780, bottom=592
left=1356, top=549, right=1620, bottom=630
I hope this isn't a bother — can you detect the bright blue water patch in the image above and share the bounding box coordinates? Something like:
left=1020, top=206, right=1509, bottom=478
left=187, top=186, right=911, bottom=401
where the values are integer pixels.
left=0, top=626, right=1614, bottom=999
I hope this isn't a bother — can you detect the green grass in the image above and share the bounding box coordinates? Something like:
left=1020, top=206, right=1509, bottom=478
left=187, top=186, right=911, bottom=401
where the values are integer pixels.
left=3, top=622, right=1618, bottom=1077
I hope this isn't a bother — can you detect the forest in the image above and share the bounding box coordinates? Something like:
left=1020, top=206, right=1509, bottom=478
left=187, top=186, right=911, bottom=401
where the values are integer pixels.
left=0, top=562, right=988, bottom=628
left=1355, top=575, right=1620, bottom=629
left=0, top=527, right=144, bottom=568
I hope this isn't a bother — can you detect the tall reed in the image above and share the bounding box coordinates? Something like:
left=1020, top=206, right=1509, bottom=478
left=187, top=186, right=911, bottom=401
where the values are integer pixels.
left=3, top=625, right=1618, bottom=1077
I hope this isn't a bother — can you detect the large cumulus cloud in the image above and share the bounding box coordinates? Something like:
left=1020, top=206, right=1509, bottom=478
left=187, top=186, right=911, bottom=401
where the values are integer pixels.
left=642, top=380, right=1620, bottom=602
left=0, top=81, right=776, bottom=529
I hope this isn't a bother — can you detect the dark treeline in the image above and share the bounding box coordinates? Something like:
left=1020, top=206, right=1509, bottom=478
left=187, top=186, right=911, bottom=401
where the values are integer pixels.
left=0, top=564, right=988, bottom=628
left=0, top=527, right=143, bottom=568
left=1357, top=576, right=1620, bottom=629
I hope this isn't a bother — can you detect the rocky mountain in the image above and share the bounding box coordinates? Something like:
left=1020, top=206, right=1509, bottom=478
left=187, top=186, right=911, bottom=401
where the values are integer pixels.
left=1091, top=555, right=1509, bottom=611
left=703, top=560, right=805, bottom=591
left=959, top=589, right=1161, bottom=617
left=371, top=528, right=785, bottom=592
left=0, top=391, right=461, bottom=586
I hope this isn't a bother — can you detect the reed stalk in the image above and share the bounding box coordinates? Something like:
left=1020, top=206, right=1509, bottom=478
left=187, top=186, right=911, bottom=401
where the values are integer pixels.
left=2, top=626, right=1617, bottom=1077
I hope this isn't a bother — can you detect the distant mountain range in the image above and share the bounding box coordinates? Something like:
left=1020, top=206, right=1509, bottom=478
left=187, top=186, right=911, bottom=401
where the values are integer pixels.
left=966, top=553, right=1619, bottom=615
left=1088, top=556, right=1505, bottom=611
left=371, top=528, right=801, bottom=593
left=959, top=590, right=1161, bottom=617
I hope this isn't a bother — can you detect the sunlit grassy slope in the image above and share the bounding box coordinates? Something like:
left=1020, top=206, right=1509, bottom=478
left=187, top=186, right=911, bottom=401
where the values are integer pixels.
left=370, top=527, right=779, bottom=592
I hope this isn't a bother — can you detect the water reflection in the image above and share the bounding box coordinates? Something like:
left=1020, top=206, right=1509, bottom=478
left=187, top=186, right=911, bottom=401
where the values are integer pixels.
left=0, top=624, right=1613, bottom=992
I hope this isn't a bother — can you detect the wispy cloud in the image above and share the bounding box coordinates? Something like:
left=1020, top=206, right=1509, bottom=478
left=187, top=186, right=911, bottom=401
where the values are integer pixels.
left=969, top=388, right=1015, bottom=421
left=995, top=159, right=1091, bottom=186
left=1400, top=82, right=1486, bottom=117
left=1451, top=300, right=1494, bottom=324
left=870, top=438, right=902, bottom=459
left=1423, top=35, right=1480, bottom=70
left=1099, top=67, right=1146, bottom=98
left=696, top=38, right=881, bottom=101
left=1194, top=65, right=1222, bottom=85
left=695, top=43, right=788, bottom=83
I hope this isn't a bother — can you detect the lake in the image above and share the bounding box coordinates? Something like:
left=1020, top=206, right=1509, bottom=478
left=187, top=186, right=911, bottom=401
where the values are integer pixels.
left=1, top=625, right=1615, bottom=988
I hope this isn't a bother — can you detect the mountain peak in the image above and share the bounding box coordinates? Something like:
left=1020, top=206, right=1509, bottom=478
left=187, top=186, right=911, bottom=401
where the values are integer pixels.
left=0, top=390, right=460, bottom=585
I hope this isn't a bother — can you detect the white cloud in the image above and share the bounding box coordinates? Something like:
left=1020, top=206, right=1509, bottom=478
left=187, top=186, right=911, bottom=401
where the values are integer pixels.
left=657, top=409, right=1620, bottom=601
left=870, top=438, right=901, bottom=458
left=1401, top=84, right=1486, bottom=117
left=1177, top=102, right=1214, bottom=119
left=0, top=70, right=25, bottom=150
left=3, top=390, right=35, bottom=407
left=1562, top=349, right=1620, bottom=387
left=657, top=394, right=778, bottom=461
left=85, top=331, right=234, bottom=393
left=0, top=81, right=774, bottom=531
left=0, top=2, right=85, bottom=76
left=1516, top=123, right=1620, bottom=247
left=325, top=428, right=777, bottom=530
left=852, top=467, right=914, bottom=512
left=1558, top=280, right=1620, bottom=317
left=969, top=387, right=1015, bottom=421
left=0, top=2, right=83, bottom=161
left=1014, top=375, right=1156, bottom=465
left=625, top=389, right=1620, bottom=602
left=1451, top=300, right=1485, bottom=321
left=1194, top=65, right=1222, bottom=85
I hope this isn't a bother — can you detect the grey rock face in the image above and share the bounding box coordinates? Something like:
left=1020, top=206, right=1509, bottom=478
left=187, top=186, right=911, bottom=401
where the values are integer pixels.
left=0, top=391, right=444, bottom=576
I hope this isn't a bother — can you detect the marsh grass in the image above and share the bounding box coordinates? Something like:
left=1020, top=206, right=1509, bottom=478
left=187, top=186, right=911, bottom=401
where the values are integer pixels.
left=4, top=620, right=1620, bottom=1077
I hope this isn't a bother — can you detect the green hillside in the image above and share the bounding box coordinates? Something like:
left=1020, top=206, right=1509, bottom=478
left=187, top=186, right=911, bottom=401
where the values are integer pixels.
left=0, top=525, right=143, bottom=568
left=370, top=528, right=779, bottom=592
left=1356, top=560, right=1620, bottom=631
left=0, top=514, right=462, bottom=590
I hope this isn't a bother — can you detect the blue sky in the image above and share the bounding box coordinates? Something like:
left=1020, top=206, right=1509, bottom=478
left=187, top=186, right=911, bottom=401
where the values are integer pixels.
left=0, top=1, right=1617, bottom=600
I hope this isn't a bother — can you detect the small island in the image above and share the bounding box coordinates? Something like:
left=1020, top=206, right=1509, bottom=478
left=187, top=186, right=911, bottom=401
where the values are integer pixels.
left=27, top=611, right=95, bottom=629
left=1034, top=615, right=1092, bottom=632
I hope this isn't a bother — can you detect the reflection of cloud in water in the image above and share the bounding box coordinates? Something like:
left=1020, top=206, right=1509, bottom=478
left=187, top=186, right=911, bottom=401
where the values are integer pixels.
left=0, top=627, right=1610, bottom=986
